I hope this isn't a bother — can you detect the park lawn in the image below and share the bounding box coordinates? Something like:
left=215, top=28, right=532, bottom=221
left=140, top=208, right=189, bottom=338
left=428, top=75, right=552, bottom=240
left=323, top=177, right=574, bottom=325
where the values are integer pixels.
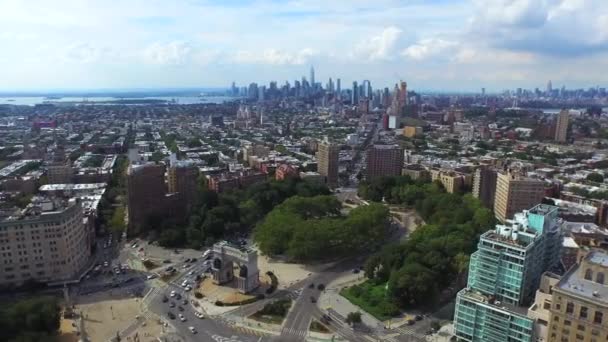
left=250, top=299, right=292, bottom=325
left=340, top=281, right=399, bottom=321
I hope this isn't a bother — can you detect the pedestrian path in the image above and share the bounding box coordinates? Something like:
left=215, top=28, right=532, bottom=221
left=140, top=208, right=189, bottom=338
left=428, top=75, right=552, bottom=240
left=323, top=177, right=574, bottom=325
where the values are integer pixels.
left=280, top=326, right=307, bottom=340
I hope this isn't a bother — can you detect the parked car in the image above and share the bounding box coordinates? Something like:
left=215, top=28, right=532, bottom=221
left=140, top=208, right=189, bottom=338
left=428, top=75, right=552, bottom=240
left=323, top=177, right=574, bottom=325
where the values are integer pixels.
left=167, top=312, right=175, bottom=320
left=189, top=326, right=197, bottom=334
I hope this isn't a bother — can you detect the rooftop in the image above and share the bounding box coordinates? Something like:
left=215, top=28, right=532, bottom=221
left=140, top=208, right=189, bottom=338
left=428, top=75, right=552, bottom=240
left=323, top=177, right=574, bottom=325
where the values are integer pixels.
left=459, top=288, right=530, bottom=316
left=556, top=250, right=608, bottom=305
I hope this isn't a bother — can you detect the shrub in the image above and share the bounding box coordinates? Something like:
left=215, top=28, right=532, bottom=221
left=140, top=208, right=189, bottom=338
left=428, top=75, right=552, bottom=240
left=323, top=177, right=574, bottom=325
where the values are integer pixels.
left=194, top=292, right=204, bottom=299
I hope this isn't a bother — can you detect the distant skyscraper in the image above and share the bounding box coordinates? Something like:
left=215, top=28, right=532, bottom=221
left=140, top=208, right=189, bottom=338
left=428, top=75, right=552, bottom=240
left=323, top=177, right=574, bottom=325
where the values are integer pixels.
left=546, top=80, right=552, bottom=94
left=310, top=66, right=315, bottom=87
left=554, top=109, right=569, bottom=143
left=481, top=87, right=486, bottom=96
left=316, top=140, right=339, bottom=188
left=336, top=78, right=341, bottom=94
left=352, top=81, right=358, bottom=104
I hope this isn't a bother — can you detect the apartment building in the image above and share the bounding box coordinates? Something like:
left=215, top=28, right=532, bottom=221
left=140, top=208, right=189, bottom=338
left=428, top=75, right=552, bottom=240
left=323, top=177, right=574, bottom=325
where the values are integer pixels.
left=494, top=171, right=546, bottom=222
left=454, top=204, right=562, bottom=342
left=0, top=198, right=90, bottom=287
left=366, top=145, right=404, bottom=180
left=431, top=168, right=468, bottom=193
left=473, top=166, right=497, bottom=209
left=316, top=141, right=339, bottom=187
left=547, top=250, right=608, bottom=342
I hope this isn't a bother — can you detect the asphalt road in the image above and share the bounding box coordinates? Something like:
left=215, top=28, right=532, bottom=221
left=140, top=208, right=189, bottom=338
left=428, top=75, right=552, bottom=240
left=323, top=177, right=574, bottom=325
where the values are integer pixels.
left=148, top=283, right=271, bottom=342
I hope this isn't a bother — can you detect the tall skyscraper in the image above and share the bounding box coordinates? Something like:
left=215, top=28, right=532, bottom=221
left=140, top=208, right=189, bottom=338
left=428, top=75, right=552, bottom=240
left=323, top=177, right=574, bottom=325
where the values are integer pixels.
left=352, top=81, right=358, bottom=104
left=472, top=166, right=497, bottom=209
left=399, top=81, right=408, bottom=105
left=310, top=66, right=315, bottom=87
left=316, top=140, right=339, bottom=188
left=336, top=78, right=341, bottom=94
left=454, top=204, right=562, bottom=342
left=546, top=80, right=552, bottom=94
left=547, top=250, right=608, bottom=342
left=554, top=109, right=569, bottom=143
left=494, top=171, right=545, bottom=222
left=366, top=145, right=404, bottom=180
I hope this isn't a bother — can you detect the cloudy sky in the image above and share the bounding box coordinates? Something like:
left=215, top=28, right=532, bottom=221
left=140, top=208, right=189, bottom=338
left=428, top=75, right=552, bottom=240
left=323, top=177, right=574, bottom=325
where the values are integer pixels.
left=1, top=0, right=607, bottom=92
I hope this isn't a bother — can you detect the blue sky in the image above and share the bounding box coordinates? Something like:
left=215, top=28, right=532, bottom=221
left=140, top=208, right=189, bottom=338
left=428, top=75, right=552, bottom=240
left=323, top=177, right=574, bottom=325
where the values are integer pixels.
left=1, top=0, right=607, bottom=91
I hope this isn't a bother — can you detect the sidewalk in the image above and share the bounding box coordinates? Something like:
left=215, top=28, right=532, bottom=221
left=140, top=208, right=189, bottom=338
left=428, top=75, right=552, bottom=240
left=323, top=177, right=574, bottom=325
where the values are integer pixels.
left=318, top=286, right=384, bottom=332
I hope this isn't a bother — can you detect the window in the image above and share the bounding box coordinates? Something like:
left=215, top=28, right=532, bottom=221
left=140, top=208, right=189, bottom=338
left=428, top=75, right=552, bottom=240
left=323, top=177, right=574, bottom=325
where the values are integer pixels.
left=566, top=302, right=574, bottom=315
left=564, top=320, right=571, bottom=326
left=597, top=272, right=605, bottom=284
left=594, top=311, right=603, bottom=324
left=581, top=307, right=588, bottom=319
left=577, top=324, right=585, bottom=331
left=585, top=269, right=593, bottom=280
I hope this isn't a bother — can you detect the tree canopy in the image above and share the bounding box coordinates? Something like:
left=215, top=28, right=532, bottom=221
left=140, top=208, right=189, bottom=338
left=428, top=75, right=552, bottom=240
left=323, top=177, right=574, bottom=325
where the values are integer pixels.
left=0, top=296, right=61, bottom=342
left=351, top=175, right=495, bottom=311
left=155, top=177, right=330, bottom=249
left=254, top=195, right=389, bottom=261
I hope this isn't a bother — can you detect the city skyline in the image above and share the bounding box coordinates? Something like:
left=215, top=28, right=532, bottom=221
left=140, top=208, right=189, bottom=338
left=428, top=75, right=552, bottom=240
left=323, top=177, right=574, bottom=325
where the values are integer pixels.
left=1, top=0, right=608, bottom=91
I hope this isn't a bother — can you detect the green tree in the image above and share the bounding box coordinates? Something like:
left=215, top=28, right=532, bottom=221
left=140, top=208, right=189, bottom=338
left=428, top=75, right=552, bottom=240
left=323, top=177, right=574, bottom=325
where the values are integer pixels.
left=345, top=312, right=362, bottom=325
left=587, top=172, right=604, bottom=183
left=110, top=206, right=126, bottom=233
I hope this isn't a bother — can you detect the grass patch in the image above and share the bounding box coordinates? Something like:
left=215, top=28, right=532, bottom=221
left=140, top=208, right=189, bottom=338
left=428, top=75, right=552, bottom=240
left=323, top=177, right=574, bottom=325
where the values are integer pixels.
left=250, top=299, right=292, bottom=325
left=340, top=282, right=399, bottom=321
left=310, top=320, right=330, bottom=333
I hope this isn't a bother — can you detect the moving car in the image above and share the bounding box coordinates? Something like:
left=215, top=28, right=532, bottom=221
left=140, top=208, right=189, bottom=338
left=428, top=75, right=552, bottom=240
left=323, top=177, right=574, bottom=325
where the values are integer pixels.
left=167, top=312, right=176, bottom=320
left=194, top=311, right=205, bottom=319
left=179, top=313, right=187, bottom=322
left=189, top=326, right=197, bottom=334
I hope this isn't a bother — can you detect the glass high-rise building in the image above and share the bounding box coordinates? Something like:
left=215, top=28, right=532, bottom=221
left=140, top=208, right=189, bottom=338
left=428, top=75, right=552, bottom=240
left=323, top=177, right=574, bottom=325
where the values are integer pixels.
left=454, top=204, right=562, bottom=342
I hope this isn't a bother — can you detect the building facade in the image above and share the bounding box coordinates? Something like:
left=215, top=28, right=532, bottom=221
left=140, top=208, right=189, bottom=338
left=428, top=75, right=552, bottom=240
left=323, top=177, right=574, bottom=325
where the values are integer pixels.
left=494, top=172, right=546, bottom=222
left=554, top=110, right=569, bottom=143
left=473, top=166, right=497, bottom=209
left=0, top=198, right=91, bottom=287
left=547, top=250, right=608, bottom=342
left=454, top=204, right=562, bottom=342
left=127, top=163, right=167, bottom=236
left=316, top=141, right=339, bottom=187
left=366, top=145, right=404, bottom=180
left=431, top=168, right=467, bottom=194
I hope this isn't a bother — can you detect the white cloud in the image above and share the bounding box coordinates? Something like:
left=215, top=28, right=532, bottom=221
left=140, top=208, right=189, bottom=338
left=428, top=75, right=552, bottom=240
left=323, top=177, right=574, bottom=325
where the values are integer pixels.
left=233, top=48, right=318, bottom=65
left=468, top=0, right=608, bottom=56
left=353, top=26, right=402, bottom=61
left=144, top=41, right=192, bottom=65
left=401, top=38, right=458, bottom=61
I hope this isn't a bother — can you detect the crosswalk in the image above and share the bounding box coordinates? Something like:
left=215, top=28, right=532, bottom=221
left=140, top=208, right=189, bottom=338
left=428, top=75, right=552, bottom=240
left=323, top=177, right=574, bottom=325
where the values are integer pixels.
left=280, top=326, right=307, bottom=339
left=392, top=326, right=425, bottom=341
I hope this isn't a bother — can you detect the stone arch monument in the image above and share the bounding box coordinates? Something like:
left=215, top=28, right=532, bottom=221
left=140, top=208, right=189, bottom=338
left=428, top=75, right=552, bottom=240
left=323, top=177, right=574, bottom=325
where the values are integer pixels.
left=211, top=241, right=260, bottom=293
